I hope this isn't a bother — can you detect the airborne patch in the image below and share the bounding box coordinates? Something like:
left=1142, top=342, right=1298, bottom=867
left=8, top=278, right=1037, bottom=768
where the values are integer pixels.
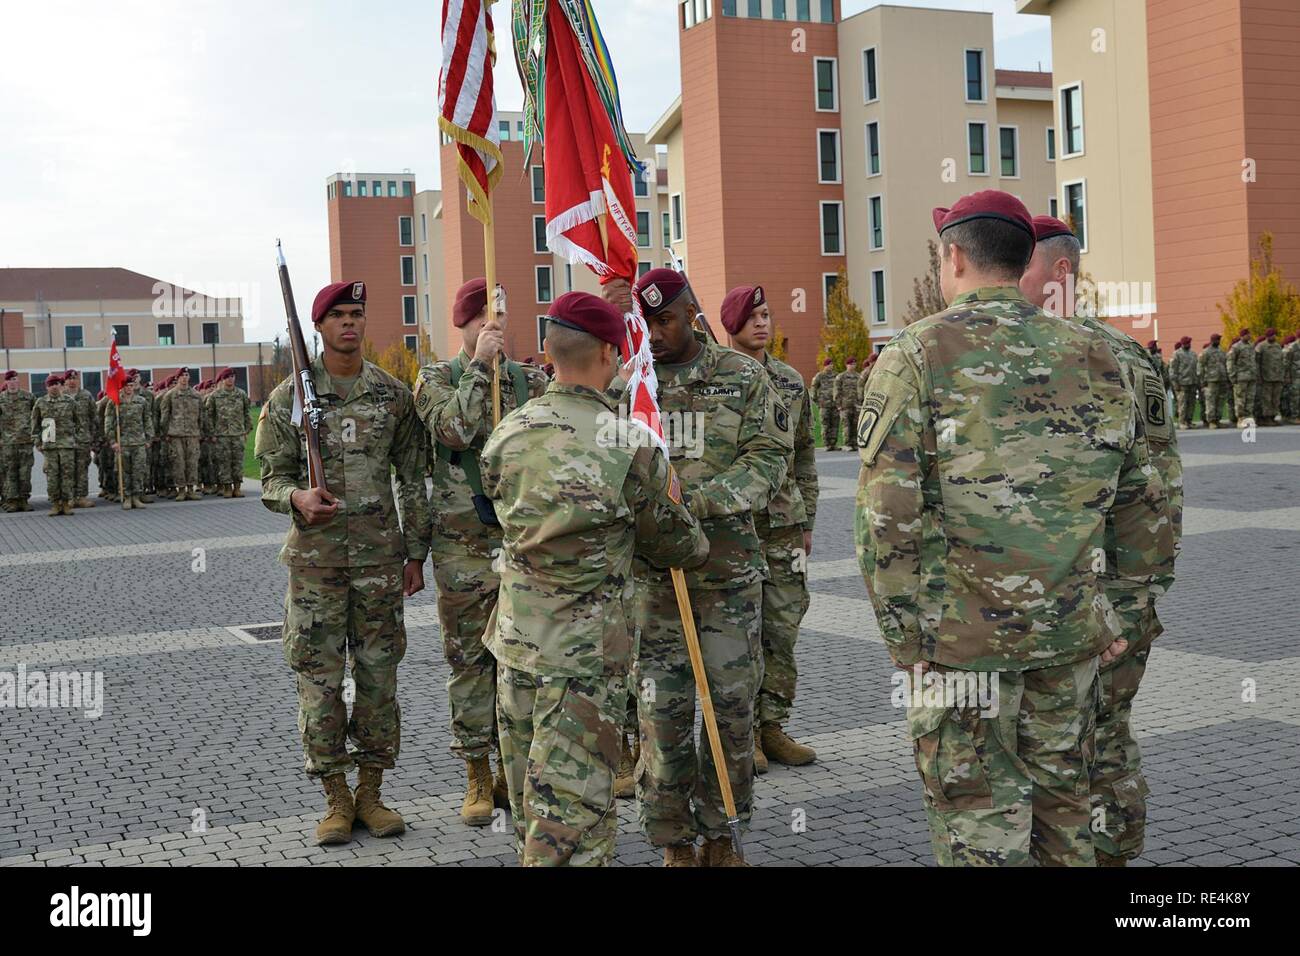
left=857, top=394, right=885, bottom=449
left=1143, top=375, right=1167, bottom=427
left=774, top=403, right=789, bottom=433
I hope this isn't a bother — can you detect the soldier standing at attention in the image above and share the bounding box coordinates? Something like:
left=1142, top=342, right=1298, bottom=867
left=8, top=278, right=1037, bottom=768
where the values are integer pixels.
left=720, top=284, right=820, bottom=771
left=413, top=277, right=549, bottom=826
left=32, top=374, right=79, bottom=517
left=1021, top=214, right=1181, bottom=866
left=207, top=368, right=252, bottom=497
left=1255, top=328, right=1285, bottom=425
left=1198, top=334, right=1229, bottom=428
left=130, top=370, right=157, bottom=502
left=1227, top=328, right=1257, bottom=427
left=480, top=292, right=708, bottom=866
left=1, top=370, right=35, bottom=512
left=62, top=369, right=97, bottom=508
left=95, top=389, right=114, bottom=501
left=1170, top=338, right=1198, bottom=429
left=160, top=370, right=203, bottom=500
left=630, top=267, right=790, bottom=867
left=835, top=356, right=860, bottom=451
left=810, top=359, right=839, bottom=451
left=256, top=280, right=430, bottom=846
left=105, top=377, right=154, bottom=510
left=856, top=192, right=1172, bottom=867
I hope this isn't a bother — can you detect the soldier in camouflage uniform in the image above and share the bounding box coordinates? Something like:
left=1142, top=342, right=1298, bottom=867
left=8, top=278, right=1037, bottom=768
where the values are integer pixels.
left=61, top=370, right=98, bottom=508
left=1282, top=334, right=1298, bottom=422
left=95, top=390, right=116, bottom=501
left=104, top=378, right=154, bottom=510
left=629, top=268, right=791, bottom=867
left=196, top=380, right=212, bottom=493
left=810, top=359, right=839, bottom=451
left=1170, top=338, right=1198, bottom=428
left=412, top=277, right=549, bottom=826
left=857, top=193, right=1173, bottom=868
left=31, top=374, right=80, bottom=516
left=206, top=368, right=252, bottom=497
left=129, top=370, right=157, bottom=501
left=1255, top=328, right=1285, bottom=424
left=835, top=356, right=860, bottom=451
left=1146, top=341, right=1171, bottom=392
left=1023, top=215, right=1182, bottom=866
left=721, top=285, right=820, bottom=771
left=1227, top=329, right=1257, bottom=426
left=480, top=292, right=708, bottom=866
left=256, top=280, right=430, bottom=846
left=1198, top=334, right=1229, bottom=427
left=160, top=370, right=203, bottom=499
left=1, top=370, right=35, bottom=512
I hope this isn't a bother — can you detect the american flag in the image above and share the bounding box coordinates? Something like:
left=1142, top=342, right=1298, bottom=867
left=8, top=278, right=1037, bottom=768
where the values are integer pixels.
left=438, top=0, right=504, bottom=225
left=105, top=337, right=128, bottom=405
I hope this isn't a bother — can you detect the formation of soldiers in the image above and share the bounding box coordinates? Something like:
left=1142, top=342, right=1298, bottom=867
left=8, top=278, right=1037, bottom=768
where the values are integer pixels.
left=810, top=352, right=880, bottom=451
left=0, top=365, right=251, bottom=514
left=1144, top=329, right=1295, bottom=429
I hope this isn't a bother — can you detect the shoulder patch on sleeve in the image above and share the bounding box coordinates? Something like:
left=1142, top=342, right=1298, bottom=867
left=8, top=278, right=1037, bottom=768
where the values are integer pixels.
left=858, top=373, right=916, bottom=467
left=1140, top=366, right=1172, bottom=443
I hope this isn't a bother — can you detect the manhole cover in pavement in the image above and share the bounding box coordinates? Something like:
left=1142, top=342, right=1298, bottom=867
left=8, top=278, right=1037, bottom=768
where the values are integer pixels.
left=227, top=623, right=283, bottom=644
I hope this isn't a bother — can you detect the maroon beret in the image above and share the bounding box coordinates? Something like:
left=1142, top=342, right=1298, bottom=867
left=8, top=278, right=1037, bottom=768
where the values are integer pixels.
left=822, top=358, right=832, bottom=367
left=546, top=292, right=626, bottom=351
left=720, top=285, right=765, bottom=335
left=633, top=268, right=689, bottom=317
left=3, top=370, right=15, bottom=380
left=64, top=368, right=78, bottom=377
left=933, top=190, right=1034, bottom=239
left=1210, top=333, right=1221, bottom=341
left=1147, top=341, right=1158, bottom=349
left=311, top=280, right=366, bottom=324
left=127, top=367, right=139, bottom=378
left=1032, top=215, right=1075, bottom=242
left=218, top=367, right=234, bottom=381
left=177, top=367, right=188, bottom=375
left=1265, top=327, right=1277, bottom=337
left=453, top=278, right=489, bottom=328
left=846, top=355, right=857, bottom=364
left=45, top=374, right=62, bottom=386
left=1284, top=335, right=1297, bottom=345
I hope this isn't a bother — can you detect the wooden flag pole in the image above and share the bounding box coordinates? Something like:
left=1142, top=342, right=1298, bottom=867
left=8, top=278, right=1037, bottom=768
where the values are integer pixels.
left=484, top=196, right=502, bottom=428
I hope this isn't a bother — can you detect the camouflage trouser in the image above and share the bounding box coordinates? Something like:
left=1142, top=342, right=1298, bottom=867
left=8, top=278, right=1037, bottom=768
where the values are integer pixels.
left=818, top=404, right=839, bottom=449
left=497, top=665, right=623, bottom=866
left=634, top=581, right=762, bottom=846
left=282, top=563, right=406, bottom=778
left=1232, top=382, right=1255, bottom=421
left=167, top=436, right=200, bottom=488
left=73, top=446, right=91, bottom=497
left=213, top=435, right=245, bottom=485
left=1203, top=382, right=1226, bottom=424
left=1091, top=648, right=1151, bottom=862
left=97, top=442, right=115, bottom=495
left=199, top=439, right=211, bottom=485
left=432, top=555, right=499, bottom=760
left=149, top=442, right=162, bottom=491
left=42, top=448, right=77, bottom=503
left=1173, top=386, right=1195, bottom=426
left=1258, top=381, right=1282, bottom=420
left=2, top=443, right=34, bottom=500
left=908, top=656, right=1099, bottom=867
left=120, top=445, right=148, bottom=497
left=839, top=407, right=859, bottom=449
left=756, top=524, right=810, bottom=727
left=1282, top=382, right=1294, bottom=420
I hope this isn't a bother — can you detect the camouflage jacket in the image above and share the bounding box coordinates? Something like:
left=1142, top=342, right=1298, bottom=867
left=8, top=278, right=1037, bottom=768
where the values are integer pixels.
left=255, top=356, right=431, bottom=568
left=206, top=386, right=252, bottom=437
left=1198, top=346, right=1229, bottom=384
left=481, top=382, right=708, bottom=677
left=159, top=387, right=203, bottom=437
left=1256, top=340, right=1284, bottom=382
left=855, top=287, right=1173, bottom=672
left=68, top=387, right=97, bottom=445
left=31, top=394, right=79, bottom=450
left=834, top=368, right=860, bottom=408
left=637, top=331, right=791, bottom=590
left=1227, top=340, right=1257, bottom=381
left=138, top=388, right=158, bottom=441
left=413, top=349, right=549, bottom=562
left=757, top=353, right=818, bottom=534
left=1170, top=348, right=1198, bottom=386
left=809, top=369, right=836, bottom=406
left=104, top=394, right=154, bottom=447
left=0, top=388, right=35, bottom=446
left=1285, top=341, right=1300, bottom=382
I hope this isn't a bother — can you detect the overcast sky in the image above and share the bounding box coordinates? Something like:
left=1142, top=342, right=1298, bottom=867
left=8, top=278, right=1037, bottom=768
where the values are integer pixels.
left=0, top=0, right=1049, bottom=343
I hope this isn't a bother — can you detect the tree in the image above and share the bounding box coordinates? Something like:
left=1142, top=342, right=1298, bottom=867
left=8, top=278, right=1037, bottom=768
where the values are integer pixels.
left=1217, top=232, right=1300, bottom=340
left=364, top=334, right=435, bottom=389
left=816, top=267, right=874, bottom=370
left=767, top=322, right=788, bottom=361
left=903, top=240, right=946, bottom=325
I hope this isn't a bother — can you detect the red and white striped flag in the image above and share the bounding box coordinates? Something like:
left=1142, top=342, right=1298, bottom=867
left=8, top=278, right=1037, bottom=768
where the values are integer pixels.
left=625, top=298, right=667, bottom=457
left=106, top=337, right=128, bottom=405
left=438, top=0, right=504, bottom=225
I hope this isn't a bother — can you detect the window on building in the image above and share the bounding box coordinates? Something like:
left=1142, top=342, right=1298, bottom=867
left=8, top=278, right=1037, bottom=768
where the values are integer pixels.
left=536, top=266, right=553, bottom=303
left=863, top=47, right=877, bottom=102
left=401, top=256, right=415, bottom=285
left=772, top=0, right=786, bottom=19
left=823, top=273, right=839, bottom=312
left=639, top=261, right=652, bottom=277
left=968, top=122, right=987, bottom=175
left=421, top=212, right=428, bottom=242
left=866, top=121, right=881, bottom=176
left=424, top=293, right=431, bottom=323
left=869, top=195, right=884, bottom=250
left=683, top=0, right=695, bottom=28
left=671, top=194, right=684, bottom=241
left=537, top=316, right=548, bottom=352
left=64, top=325, right=83, bottom=349
left=423, top=254, right=429, bottom=281
left=637, top=211, right=652, bottom=247
left=327, top=183, right=333, bottom=201
left=387, top=181, right=397, bottom=197
left=358, top=180, right=367, bottom=197
left=402, top=181, right=414, bottom=197
left=566, top=264, right=573, bottom=292
left=818, top=129, right=841, bottom=183
left=722, top=0, right=736, bottom=15
left=814, top=58, right=837, bottom=111
left=372, top=180, right=382, bottom=197
left=635, top=165, right=649, bottom=197
left=999, top=126, right=1019, bottom=177
left=31, top=373, right=49, bottom=396
left=820, top=0, right=834, bottom=22
left=820, top=201, right=843, bottom=255
left=965, top=49, right=985, bottom=101
left=404, top=335, right=417, bottom=352
left=531, top=165, right=545, bottom=203
left=202, top=322, right=220, bottom=345
left=1061, top=83, right=1084, bottom=155
left=796, top=0, right=811, bottom=21
left=533, top=215, right=548, bottom=253
left=499, top=119, right=511, bottom=141
left=871, top=270, right=887, bottom=324
left=1048, top=195, right=1059, bottom=218
left=748, top=0, right=761, bottom=14
left=662, top=211, right=672, bottom=248
left=1064, top=180, right=1087, bottom=250
left=136, top=369, right=152, bottom=385
left=157, top=323, right=175, bottom=346
left=342, top=179, right=353, bottom=197
left=81, top=371, right=102, bottom=395
left=1046, top=127, right=1056, bottom=161
left=111, top=325, right=130, bottom=346
left=399, top=215, right=413, bottom=246
left=403, top=296, right=417, bottom=326
left=516, top=120, right=524, bottom=138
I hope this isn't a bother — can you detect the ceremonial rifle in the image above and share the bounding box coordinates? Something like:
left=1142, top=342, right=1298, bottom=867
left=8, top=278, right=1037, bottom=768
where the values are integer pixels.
left=275, top=241, right=327, bottom=492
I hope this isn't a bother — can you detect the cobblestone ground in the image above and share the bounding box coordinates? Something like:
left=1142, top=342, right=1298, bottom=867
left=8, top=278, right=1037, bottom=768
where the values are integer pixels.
left=2, top=427, right=1298, bottom=867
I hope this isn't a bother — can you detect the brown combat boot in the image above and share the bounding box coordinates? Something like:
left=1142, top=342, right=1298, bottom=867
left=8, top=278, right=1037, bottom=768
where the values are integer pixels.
left=754, top=727, right=768, bottom=775
left=131, top=496, right=147, bottom=508
left=140, top=494, right=155, bottom=503
left=461, top=756, right=495, bottom=826
left=75, top=497, right=95, bottom=508
left=614, top=733, right=637, bottom=799
left=222, top=484, right=234, bottom=498
left=1095, top=851, right=1128, bottom=867
left=663, top=843, right=698, bottom=867
left=762, top=724, right=817, bottom=766
left=315, top=774, right=355, bottom=846
left=354, top=766, right=405, bottom=837
left=232, top=484, right=244, bottom=498
left=700, top=836, right=749, bottom=867
left=0, top=499, right=14, bottom=513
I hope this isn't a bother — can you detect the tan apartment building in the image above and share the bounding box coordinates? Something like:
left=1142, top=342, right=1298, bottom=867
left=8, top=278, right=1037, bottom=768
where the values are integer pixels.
left=0, top=268, right=274, bottom=398
left=1018, top=0, right=1300, bottom=347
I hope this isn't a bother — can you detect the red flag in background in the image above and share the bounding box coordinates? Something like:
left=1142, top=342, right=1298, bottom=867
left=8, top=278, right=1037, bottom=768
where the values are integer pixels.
left=106, top=338, right=127, bottom=405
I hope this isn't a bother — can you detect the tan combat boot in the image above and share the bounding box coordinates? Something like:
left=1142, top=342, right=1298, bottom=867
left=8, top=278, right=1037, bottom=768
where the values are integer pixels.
left=47, top=501, right=63, bottom=517
left=663, top=844, right=698, bottom=867
left=614, top=733, right=636, bottom=799
left=75, top=497, right=95, bottom=508
left=700, top=836, right=749, bottom=867
left=122, top=497, right=133, bottom=510
left=232, top=484, right=245, bottom=498
left=222, top=484, right=234, bottom=498
left=354, top=766, right=405, bottom=837
left=175, top=490, right=187, bottom=501
left=762, top=724, right=817, bottom=766
left=1, top=499, right=14, bottom=513
left=461, top=756, right=495, bottom=826
left=315, top=774, right=355, bottom=846
left=132, top=496, right=147, bottom=509
left=140, top=494, right=155, bottom=503
left=754, top=727, right=768, bottom=775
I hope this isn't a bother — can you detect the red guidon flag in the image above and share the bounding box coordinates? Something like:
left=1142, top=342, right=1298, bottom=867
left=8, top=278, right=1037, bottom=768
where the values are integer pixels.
left=106, top=338, right=128, bottom=405
left=438, top=0, right=504, bottom=225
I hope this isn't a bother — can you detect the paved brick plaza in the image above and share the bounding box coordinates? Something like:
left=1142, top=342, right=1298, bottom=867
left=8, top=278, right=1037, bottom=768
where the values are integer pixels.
left=2, top=427, right=1298, bottom=868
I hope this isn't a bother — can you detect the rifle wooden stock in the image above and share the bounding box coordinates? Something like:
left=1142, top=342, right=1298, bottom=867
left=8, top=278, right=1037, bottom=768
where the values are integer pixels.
left=276, top=243, right=327, bottom=492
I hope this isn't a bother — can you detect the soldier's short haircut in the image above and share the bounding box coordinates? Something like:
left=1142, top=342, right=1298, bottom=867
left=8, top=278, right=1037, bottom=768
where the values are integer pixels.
left=544, top=321, right=603, bottom=369
left=941, top=220, right=1035, bottom=279
left=1039, top=234, right=1082, bottom=275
